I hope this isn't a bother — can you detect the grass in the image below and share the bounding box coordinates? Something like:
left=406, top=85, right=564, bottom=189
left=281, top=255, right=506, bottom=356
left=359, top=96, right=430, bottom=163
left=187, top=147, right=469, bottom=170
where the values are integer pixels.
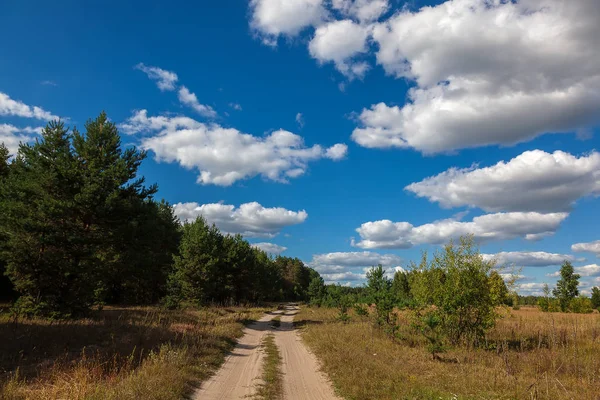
left=297, top=306, right=600, bottom=400
left=0, top=304, right=268, bottom=399
left=255, top=333, right=283, bottom=400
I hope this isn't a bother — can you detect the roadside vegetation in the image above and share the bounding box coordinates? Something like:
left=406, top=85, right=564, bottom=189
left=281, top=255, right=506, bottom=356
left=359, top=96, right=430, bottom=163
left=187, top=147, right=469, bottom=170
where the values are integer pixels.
left=300, top=237, right=600, bottom=399
left=0, top=305, right=267, bottom=399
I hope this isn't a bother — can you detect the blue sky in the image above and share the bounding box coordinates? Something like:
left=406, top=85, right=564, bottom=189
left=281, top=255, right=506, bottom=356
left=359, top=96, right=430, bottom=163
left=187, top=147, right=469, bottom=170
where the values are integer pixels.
left=1, top=0, right=600, bottom=295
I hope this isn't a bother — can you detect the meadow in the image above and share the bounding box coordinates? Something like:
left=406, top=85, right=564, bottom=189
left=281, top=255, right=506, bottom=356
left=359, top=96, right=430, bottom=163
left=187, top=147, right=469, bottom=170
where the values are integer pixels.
left=298, top=306, right=600, bottom=400
left=0, top=305, right=267, bottom=400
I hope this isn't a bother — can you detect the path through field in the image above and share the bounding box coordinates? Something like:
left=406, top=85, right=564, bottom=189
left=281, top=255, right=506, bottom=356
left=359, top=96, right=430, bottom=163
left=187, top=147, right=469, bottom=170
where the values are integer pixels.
left=194, top=305, right=340, bottom=400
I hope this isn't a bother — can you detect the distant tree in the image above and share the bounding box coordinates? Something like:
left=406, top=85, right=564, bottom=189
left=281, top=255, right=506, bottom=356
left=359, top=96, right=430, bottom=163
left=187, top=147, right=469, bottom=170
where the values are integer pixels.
left=591, top=287, right=600, bottom=310
left=538, top=283, right=551, bottom=312
left=552, top=261, right=580, bottom=312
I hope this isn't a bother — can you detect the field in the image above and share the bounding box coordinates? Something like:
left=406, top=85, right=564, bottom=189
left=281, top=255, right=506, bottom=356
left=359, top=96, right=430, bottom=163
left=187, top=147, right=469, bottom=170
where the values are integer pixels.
left=0, top=305, right=268, bottom=400
left=298, top=306, right=600, bottom=400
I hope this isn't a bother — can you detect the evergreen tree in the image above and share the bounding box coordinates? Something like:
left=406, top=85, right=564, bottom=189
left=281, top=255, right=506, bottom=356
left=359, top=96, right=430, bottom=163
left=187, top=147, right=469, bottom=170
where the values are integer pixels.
left=391, top=270, right=411, bottom=303
left=552, top=261, right=580, bottom=312
left=0, top=143, right=16, bottom=301
left=1, top=121, right=90, bottom=316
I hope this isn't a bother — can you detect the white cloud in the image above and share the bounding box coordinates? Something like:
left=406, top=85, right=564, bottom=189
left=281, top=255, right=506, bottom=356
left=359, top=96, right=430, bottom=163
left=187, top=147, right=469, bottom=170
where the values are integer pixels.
left=353, top=212, right=569, bottom=249
left=406, top=150, right=600, bottom=212
left=331, top=0, right=389, bottom=22
left=351, top=0, right=600, bottom=153
left=308, top=19, right=370, bottom=78
left=230, top=103, right=242, bottom=111
left=296, top=112, right=304, bottom=128
left=173, top=201, right=307, bottom=238
left=41, top=80, right=58, bottom=87
left=252, top=242, right=287, bottom=254
left=309, top=251, right=402, bottom=284
left=548, top=264, right=600, bottom=279
left=177, top=86, right=217, bottom=118
left=324, top=143, right=348, bottom=160
left=135, top=63, right=178, bottom=91
left=250, top=0, right=326, bottom=44
left=572, top=240, right=600, bottom=258
left=575, top=264, right=600, bottom=277
left=311, top=251, right=401, bottom=267
left=517, top=282, right=549, bottom=297
left=121, top=110, right=346, bottom=186
left=482, top=251, right=578, bottom=267
left=0, top=124, right=33, bottom=155
left=0, top=92, right=58, bottom=121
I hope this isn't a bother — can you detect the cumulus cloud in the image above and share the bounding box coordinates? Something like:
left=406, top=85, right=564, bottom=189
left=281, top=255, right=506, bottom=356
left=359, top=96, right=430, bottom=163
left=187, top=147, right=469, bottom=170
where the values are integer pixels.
left=547, top=264, right=600, bottom=278
left=482, top=251, right=578, bottom=267
left=309, top=251, right=402, bottom=284
left=406, top=150, right=600, bottom=212
left=120, top=110, right=346, bottom=186
left=331, top=0, right=389, bottom=22
left=351, top=0, right=600, bottom=153
left=252, top=242, right=287, bottom=254
left=135, top=63, right=179, bottom=91
left=230, top=103, right=242, bottom=111
left=308, top=19, right=370, bottom=78
left=353, top=212, right=568, bottom=249
left=0, top=124, right=41, bottom=155
left=572, top=240, right=600, bottom=258
left=250, top=0, right=326, bottom=44
left=311, top=251, right=401, bottom=267
left=173, top=201, right=307, bottom=237
left=177, top=86, right=217, bottom=118
left=517, top=282, right=549, bottom=297
left=0, top=92, right=59, bottom=121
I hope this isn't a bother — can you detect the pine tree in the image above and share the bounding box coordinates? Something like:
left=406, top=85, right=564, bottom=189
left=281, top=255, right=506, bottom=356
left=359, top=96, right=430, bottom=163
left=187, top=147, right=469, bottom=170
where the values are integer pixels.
left=0, top=143, right=16, bottom=300
left=1, top=121, right=90, bottom=316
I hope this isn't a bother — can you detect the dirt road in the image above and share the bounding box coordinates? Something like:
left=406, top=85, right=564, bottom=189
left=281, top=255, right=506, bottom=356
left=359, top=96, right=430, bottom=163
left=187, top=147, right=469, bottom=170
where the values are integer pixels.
left=194, top=305, right=339, bottom=400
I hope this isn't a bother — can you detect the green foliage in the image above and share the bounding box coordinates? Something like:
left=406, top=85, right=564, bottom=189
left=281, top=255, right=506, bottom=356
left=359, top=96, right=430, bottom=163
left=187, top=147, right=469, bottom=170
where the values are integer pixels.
left=591, top=287, right=600, bottom=310
left=366, top=265, right=396, bottom=330
left=0, top=143, right=16, bottom=301
left=0, top=115, right=179, bottom=317
left=569, top=296, right=593, bottom=314
left=308, top=274, right=326, bottom=306
left=552, top=261, right=580, bottom=312
left=413, top=310, right=446, bottom=360
left=410, top=236, right=501, bottom=346
left=337, top=294, right=353, bottom=323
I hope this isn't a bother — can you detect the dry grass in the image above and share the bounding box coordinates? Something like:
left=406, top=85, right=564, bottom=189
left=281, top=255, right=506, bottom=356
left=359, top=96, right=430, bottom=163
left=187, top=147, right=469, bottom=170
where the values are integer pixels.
left=297, top=306, right=600, bottom=400
left=0, top=304, right=268, bottom=399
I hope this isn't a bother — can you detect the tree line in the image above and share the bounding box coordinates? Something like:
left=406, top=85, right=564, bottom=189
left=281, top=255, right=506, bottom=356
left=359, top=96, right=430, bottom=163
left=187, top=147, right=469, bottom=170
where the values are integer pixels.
left=0, top=113, right=320, bottom=317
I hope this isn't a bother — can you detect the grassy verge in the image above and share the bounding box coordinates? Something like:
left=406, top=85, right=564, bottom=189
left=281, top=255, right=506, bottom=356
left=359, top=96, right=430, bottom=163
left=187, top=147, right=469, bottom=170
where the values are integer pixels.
left=255, top=334, right=283, bottom=400
left=296, top=306, right=600, bottom=400
left=0, top=305, right=268, bottom=400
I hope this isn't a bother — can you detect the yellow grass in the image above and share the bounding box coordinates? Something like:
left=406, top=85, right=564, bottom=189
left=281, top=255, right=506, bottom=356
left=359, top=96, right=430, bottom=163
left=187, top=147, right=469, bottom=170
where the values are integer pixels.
left=0, top=305, right=268, bottom=399
left=297, top=306, right=600, bottom=400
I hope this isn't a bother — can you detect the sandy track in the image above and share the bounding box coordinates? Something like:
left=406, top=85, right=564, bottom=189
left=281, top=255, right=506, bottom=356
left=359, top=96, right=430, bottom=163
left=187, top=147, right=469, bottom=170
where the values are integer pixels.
left=193, top=310, right=283, bottom=400
left=275, top=306, right=341, bottom=400
left=193, top=305, right=339, bottom=400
